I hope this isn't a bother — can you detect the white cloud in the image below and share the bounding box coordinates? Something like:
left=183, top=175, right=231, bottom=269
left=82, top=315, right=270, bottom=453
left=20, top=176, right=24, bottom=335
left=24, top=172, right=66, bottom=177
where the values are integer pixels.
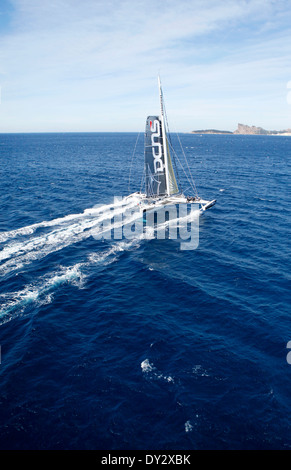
left=0, top=0, right=291, bottom=131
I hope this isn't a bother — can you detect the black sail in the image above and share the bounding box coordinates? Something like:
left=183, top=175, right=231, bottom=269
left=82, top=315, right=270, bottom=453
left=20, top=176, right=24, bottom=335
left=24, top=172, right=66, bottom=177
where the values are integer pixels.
left=144, top=116, right=167, bottom=197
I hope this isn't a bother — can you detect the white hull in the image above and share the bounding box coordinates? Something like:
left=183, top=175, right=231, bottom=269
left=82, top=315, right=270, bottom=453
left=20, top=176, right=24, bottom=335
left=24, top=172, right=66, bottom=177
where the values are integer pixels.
left=125, top=192, right=216, bottom=215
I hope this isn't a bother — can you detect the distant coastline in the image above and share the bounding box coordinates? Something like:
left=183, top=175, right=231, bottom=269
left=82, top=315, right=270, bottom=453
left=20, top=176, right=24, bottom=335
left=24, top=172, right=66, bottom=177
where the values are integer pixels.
left=191, top=123, right=291, bottom=135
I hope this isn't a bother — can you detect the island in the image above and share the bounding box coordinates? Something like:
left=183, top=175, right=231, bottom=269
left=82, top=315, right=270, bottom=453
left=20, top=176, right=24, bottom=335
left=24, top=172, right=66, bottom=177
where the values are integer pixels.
left=191, top=123, right=291, bottom=135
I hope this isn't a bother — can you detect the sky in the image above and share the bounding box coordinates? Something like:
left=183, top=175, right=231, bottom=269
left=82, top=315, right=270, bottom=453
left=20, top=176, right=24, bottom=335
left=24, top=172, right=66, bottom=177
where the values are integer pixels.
left=0, top=0, right=291, bottom=132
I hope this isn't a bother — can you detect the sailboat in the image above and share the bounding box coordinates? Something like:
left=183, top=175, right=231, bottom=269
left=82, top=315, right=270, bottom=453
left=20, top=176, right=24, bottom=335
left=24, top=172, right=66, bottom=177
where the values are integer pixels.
left=126, top=76, right=216, bottom=215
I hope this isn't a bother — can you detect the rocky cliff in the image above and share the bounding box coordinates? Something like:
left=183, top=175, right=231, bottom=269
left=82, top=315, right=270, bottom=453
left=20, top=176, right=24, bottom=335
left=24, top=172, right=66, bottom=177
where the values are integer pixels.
left=191, top=123, right=291, bottom=135
left=233, top=123, right=269, bottom=134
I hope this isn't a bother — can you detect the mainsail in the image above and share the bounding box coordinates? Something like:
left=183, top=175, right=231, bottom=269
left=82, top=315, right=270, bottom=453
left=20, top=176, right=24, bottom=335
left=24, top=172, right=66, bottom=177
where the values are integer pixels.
left=145, top=116, right=167, bottom=197
left=144, top=78, right=179, bottom=198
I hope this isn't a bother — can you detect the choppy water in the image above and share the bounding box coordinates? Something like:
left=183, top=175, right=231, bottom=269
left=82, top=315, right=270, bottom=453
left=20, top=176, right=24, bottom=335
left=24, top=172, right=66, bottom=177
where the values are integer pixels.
left=0, top=132, right=290, bottom=449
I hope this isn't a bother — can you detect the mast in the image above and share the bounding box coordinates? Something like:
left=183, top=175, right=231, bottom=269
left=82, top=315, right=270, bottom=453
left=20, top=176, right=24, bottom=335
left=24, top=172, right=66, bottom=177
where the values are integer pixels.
left=158, top=76, right=170, bottom=196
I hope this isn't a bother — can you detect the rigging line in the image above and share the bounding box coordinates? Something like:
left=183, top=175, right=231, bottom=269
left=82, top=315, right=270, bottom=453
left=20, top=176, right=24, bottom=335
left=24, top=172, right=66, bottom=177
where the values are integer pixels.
left=163, top=100, right=183, bottom=192
left=160, top=81, right=197, bottom=196
left=163, top=101, right=195, bottom=194
left=167, top=139, right=196, bottom=194
left=128, top=132, right=141, bottom=192
left=140, top=165, right=145, bottom=193
left=140, top=131, right=147, bottom=194
left=176, top=132, right=198, bottom=197
left=167, top=135, right=183, bottom=193
left=160, top=86, right=198, bottom=196
left=165, top=108, right=198, bottom=197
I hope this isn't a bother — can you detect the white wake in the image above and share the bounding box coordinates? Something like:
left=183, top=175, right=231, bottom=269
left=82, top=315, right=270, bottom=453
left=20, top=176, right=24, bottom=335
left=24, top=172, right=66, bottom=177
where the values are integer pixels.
left=0, top=196, right=144, bottom=323
left=0, top=195, right=198, bottom=324
left=0, top=196, right=141, bottom=276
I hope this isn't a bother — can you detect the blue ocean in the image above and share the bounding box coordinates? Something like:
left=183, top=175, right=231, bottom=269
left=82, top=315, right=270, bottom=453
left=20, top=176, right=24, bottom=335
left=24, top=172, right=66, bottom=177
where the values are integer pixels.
left=0, top=132, right=290, bottom=450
